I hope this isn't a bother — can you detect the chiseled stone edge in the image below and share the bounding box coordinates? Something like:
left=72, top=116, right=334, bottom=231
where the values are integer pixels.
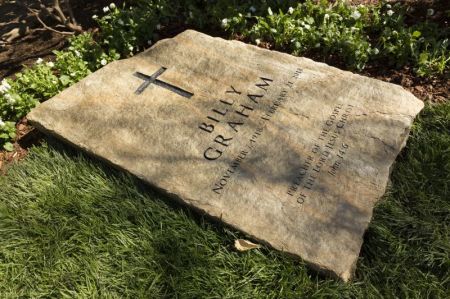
left=28, top=30, right=425, bottom=282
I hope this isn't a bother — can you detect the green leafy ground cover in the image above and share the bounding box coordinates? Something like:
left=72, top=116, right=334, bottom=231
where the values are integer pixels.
left=0, top=100, right=449, bottom=298
left=0, top=0, right=448, bottom=149
left=0, top=0, right=449, bottom=297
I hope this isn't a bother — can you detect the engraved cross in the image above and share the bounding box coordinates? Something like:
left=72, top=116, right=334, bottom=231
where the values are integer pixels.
left=133, top=67, right=193, bottom=99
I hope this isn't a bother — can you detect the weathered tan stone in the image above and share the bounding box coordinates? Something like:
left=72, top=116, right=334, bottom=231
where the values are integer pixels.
left=28, top=30, right=424, bottom=281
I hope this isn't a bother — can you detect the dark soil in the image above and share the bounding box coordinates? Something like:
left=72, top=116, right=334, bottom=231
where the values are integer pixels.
left=0, top=0, right=128, bottom=171
left=0, top=0, right=125, bottom=78
left=362, top=66, right=449, bottom=103
left=0, top=117, right=39, bottom=175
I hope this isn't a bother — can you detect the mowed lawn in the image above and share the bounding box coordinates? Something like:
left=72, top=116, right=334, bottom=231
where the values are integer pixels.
left=0, top=102, right=449, bottom=298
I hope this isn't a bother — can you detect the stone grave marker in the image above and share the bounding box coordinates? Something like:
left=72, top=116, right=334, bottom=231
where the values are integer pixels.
left=28, top=30, right=424, bottom=281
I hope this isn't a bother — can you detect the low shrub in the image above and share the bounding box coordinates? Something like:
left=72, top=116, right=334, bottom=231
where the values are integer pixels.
left=223, top=0, right=449, bottom=74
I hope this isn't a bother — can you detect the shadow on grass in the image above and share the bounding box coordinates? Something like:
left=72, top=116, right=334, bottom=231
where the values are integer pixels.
left=0, top=102, right=449, bottom=298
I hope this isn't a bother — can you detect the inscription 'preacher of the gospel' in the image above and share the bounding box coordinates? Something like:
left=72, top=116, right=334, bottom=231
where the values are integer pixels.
left=209, top=69, right=303, bottom=196
left=287, top=103, right=353, bottom=204
left=28, top=30, right=424, bottom=281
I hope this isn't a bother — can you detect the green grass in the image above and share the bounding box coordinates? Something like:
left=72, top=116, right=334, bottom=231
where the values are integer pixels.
left=0, top=102, right=449, bottom=298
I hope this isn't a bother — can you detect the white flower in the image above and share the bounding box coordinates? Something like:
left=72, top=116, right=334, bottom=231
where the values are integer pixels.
left=128, top=46, right=133, bottom=52
left=46, top=61, right=55, bottom=68
left=255, top=38, right=261, bottom=45
left=74, top=50, right=81, bottom=57
left=386, top=4, right=392, bottom=9
left=156, top=24, right=162, bottom=30
left=117, top=19, right=124, bottom=25
left=249, top=6, right=256, bottom=13
left=351, top=10, right=361, bottom=20
left=92, top=15, right=98, bottom=20
left=0, top=118, right=4, bottom=127
left=387, top=10, right=394, bottom=16
left=109, top=3, right=116, bottom=9
left=324, top=13, right=330, bottom=20
left=373, top=48, right=379, bottom=55
left=103, top=6, right=110, bottom=13
left=288, top=7, right=294, bottom=14
left=268, top=7, right=273, bottom=16
left=147, top=40, right=153, bottom=46
left=427, top=9, right=434, bottom=16
left=221, top=18, right=228, bottom=28
left=2, top=79, right=10, bottom=87
left=0, top=79, right=11, bottom=93
left=36, top=58, right=43, bottom=64
left=0, top=86, right=8, bottom=94
left=4, top=93, right=15, bottom=105
left=100, top=59, right=107, bottom=66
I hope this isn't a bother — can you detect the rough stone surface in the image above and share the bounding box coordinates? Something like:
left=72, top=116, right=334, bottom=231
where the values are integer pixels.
left=28, top=30, right=424, bottom=281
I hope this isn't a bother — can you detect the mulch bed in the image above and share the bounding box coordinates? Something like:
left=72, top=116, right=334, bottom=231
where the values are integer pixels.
left=0, top=0, right=125, bottom=172
left=363, top=66, right=449, bottom=103
left=0, top=0, right=126, bottom=78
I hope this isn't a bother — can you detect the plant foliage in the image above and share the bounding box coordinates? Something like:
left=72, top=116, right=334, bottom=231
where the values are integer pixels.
left=0, top=0, right=448, bottom=150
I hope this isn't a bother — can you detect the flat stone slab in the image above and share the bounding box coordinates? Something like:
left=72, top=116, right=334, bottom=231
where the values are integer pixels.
left=28, top=30, right=423, bottom=281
